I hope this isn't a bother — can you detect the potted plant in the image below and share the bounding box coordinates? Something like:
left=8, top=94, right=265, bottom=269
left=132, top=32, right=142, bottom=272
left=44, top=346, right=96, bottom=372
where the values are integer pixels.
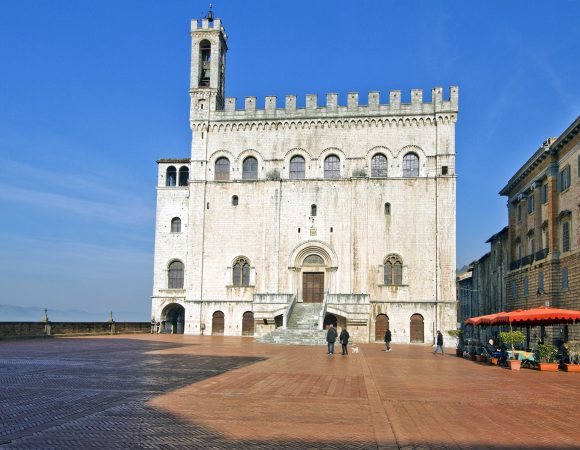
left=535, top=343, right=558, bottom=371
left=447, top=330, right=463, bottom=357
left=500, top=330, right=526, bottom=370
left=475, top=342, right=487, bottom=362
left=563, top=341, right=580, bottom=372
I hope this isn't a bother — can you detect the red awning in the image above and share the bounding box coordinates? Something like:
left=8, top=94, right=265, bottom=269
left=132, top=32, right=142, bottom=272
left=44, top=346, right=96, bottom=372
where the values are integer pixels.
left=464, top=312, right=507, bottom=326
left=491, top=306, right=580, bottom=326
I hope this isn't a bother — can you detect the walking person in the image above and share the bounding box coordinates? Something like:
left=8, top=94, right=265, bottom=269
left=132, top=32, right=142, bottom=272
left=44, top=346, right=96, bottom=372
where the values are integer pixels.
left=326, top=324, right=338, bottom=356
left=384, top=328, right=392, bottom=352
left=339, top=327, right=350, bottom=355
left=434, top=330, right=444, bottom=355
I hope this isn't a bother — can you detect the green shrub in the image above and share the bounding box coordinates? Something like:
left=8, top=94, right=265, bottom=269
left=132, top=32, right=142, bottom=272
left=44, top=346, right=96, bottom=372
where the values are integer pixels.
left=499, top=330, right=526, bottom=359
left=535, top=343, right=557, bottom=363
left=564, top=341, right=580, bottom=364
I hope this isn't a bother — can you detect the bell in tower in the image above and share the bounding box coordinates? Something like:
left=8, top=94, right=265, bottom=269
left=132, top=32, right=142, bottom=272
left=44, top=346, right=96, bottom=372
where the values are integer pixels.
left=199, top=40, right=211, bottom=87
left=190, top=5, right=228, bottom=111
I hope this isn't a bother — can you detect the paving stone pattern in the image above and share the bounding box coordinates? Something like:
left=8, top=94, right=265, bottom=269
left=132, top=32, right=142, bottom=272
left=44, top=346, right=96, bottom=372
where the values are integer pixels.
left=1, top=335, right=579, bottom=449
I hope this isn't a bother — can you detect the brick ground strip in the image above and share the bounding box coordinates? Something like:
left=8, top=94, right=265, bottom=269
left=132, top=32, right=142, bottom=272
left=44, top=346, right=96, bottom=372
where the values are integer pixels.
left=0, top=335, right=579, bottom=449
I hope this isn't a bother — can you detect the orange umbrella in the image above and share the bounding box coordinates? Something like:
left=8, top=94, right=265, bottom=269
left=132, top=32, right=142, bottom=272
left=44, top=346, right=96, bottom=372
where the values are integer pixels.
left=491, top=306, right=580, bottom=326
left=464, top=312, right=507, bottom=326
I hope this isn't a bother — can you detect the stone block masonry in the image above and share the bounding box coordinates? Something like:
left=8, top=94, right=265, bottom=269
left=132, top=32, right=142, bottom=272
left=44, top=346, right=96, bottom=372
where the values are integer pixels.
left=0, top=322, right=151, bottom=339
left=152, top=13, right=458, bottom=344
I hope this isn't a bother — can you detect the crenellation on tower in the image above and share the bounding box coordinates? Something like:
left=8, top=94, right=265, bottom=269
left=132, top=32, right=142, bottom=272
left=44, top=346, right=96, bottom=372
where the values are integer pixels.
left=285, top=95, right=297, bottom=111
left=432, top=87, right=443, bottom=108
left=389, top=90, right=401, bottom=109
left=347, top=93, right=359, bottom=109
left=306, top=94, right=317, bottom=110
left=198, top=87, right=458, bottom=121
left=326, top=93, right=338, bottom=111
left=368, top=92, right=380, bottom=110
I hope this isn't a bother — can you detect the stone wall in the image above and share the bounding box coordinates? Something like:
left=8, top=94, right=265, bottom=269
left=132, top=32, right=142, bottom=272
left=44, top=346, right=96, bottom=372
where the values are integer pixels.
left=0, top=322, right=151, bottom=339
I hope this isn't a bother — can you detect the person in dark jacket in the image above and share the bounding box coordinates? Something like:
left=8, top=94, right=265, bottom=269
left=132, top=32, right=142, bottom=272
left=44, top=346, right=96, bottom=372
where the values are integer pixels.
left=434, top=330, right=444, bottom=355
left=326, top=324, right=338, bottom=356
left=339, top=327, right=350, bottom=355
left=384, top=329, right=392, bottom=352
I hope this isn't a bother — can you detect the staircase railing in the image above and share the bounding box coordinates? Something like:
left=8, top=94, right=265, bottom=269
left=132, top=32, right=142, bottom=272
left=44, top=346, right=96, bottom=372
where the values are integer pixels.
left=318, top=293, right=328, bottom=329
left=282, top=293, right=297, bottom=328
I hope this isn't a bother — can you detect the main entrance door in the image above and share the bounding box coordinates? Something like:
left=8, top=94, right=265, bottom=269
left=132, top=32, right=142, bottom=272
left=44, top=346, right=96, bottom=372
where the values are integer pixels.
left=303, top=272, right=324, bottom=303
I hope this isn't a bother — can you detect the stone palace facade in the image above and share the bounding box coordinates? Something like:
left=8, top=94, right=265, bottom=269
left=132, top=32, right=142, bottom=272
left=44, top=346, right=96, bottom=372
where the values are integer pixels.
left=151, top=14, right=458, bottom=344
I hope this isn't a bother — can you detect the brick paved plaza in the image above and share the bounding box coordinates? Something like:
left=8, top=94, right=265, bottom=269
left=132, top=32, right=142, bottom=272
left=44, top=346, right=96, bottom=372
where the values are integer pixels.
left=0, top=335, right=579, bottom=449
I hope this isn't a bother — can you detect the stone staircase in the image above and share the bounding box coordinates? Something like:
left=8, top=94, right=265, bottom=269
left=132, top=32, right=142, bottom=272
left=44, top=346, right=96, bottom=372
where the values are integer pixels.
left=257, top=303, right=327, bottom=345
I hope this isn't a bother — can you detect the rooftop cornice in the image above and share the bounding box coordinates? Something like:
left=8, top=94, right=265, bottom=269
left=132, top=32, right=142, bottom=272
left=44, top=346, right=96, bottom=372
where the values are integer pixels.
left=499, top=116, right=580, bottom=197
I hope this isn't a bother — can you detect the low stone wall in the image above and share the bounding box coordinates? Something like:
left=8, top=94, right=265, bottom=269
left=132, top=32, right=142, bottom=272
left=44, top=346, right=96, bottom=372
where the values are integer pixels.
left=0, top=322, right=151, bottom=339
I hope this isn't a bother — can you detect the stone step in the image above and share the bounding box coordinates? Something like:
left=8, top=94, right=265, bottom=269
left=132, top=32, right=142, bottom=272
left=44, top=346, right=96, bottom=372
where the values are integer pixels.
left=256, top=328, right=328, bottom=346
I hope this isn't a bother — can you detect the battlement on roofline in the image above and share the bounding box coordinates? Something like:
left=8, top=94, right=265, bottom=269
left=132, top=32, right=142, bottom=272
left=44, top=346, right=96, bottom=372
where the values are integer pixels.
left=191, top=18, right=225, bottom=33
left=192, top=87, right=458, bottom=121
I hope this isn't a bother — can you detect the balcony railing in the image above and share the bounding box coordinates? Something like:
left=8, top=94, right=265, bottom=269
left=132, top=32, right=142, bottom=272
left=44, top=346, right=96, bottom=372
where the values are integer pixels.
left=535, top=248, right=549, bottom=261
left=509, top=259, right=521, bottom=271
left=520, top=255, right=534, bottom=267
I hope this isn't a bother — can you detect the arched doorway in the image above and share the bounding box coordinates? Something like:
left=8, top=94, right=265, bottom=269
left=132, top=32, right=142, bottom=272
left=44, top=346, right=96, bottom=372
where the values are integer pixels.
left=212, top=311, right=224, bottom=335
left=410, top=314, right=424, bottom=343
left=323, top=313, right=337, bottom=330
left=242, top=311, right=254, bottom=336
left=161, top=303, right=185, bottom=334
left=375, top=314, right=389, bottom=342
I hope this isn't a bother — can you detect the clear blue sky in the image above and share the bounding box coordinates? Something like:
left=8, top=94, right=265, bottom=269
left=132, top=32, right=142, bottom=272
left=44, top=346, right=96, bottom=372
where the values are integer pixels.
left=1, top=0, right=578, bottom=321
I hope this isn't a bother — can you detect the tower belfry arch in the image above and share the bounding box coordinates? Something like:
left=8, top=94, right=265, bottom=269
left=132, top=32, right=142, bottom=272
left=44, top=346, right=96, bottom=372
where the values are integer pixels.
left=190, top=7, right=228, bottom=112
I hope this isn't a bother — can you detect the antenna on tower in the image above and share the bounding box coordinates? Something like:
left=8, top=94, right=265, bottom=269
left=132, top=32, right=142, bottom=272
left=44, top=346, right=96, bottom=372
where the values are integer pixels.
left=206, top=3, right=214, bottom=22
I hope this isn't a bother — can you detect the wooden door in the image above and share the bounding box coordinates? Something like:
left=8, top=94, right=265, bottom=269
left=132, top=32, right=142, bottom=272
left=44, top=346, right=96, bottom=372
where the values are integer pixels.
left=212, top=311, right=224, bottom=335
left=375, top=314, right=389, bottom=342
left=410, top=314, right=424, bottom=343
left=303, top=272, right=324, bottom=303
left=242, top=311, right=254, bottom=336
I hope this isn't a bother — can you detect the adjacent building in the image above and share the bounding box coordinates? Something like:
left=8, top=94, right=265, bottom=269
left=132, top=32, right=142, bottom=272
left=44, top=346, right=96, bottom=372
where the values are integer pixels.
left=500, top=116, right=579, bottom=342
left=151, top=14, right=459, bottom=344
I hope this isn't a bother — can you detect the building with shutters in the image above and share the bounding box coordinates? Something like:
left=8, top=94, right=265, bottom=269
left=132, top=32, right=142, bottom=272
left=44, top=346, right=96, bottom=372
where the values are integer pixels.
left=500, top=116, right=580, bottom=343
left=151, top=12, right=459, bottom=344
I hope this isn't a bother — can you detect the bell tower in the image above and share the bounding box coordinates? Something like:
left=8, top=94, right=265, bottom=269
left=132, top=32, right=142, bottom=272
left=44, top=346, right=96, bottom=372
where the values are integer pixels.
left=190, top=5, right=227, bottom=117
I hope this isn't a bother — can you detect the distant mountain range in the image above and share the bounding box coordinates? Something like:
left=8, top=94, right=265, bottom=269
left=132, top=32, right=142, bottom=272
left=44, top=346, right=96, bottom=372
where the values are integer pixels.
left=0, top=304, right=148, bottom=322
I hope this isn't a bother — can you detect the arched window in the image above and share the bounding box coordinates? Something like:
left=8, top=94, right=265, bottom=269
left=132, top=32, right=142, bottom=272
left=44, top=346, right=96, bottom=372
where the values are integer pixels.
left=199, top=39, right=211, bottom=87
left=178, top=166, right=189, bottom=186
left=166, top=166, right=177, bottom=187
left=310, top=204, right=317, bottom=217
left=168, top=261, right=184, bottom=289
left=371, top=154, right=388, bottom=177
left=233, top=258, right=250, bottom=286
left=171, top=217, right=181, bottom=233
left=215, top=157, right=230, bottom=181
left=232, top=195, right=238, bottom=206
left=290, top=155, right=305, bottom=179
left=324, top=155, right=340, bottom=179
left=384, top=202, right=391, bottom=215
left=403, top=153, right=419, bottom=177
left=242, top=157, right=258, bottom=180
left=384, top=255, right=403, bottom=286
